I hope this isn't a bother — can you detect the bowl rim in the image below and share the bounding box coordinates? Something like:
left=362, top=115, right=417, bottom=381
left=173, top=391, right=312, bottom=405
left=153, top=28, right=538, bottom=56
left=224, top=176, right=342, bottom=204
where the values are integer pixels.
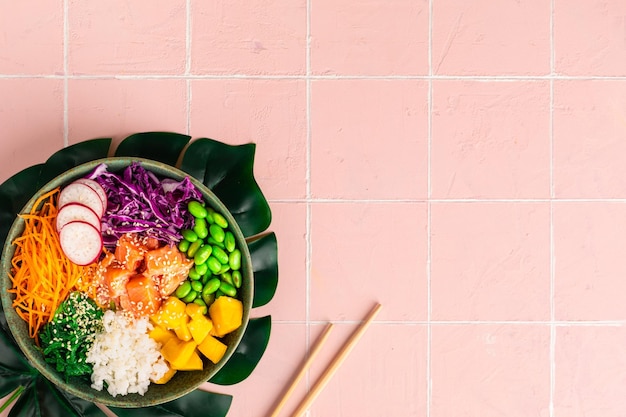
left=0, top=157, right=253, bottom=407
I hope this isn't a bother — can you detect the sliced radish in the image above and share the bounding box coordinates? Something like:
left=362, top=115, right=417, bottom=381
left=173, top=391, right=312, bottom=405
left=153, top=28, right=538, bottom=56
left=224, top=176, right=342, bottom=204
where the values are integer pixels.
left=56, top=203, right=101, bottom=232
left=73, top=178, right=108, bottom=212
left=59, top=221, right=103, bottom=266
left=58, top=183, right=104, bottom=218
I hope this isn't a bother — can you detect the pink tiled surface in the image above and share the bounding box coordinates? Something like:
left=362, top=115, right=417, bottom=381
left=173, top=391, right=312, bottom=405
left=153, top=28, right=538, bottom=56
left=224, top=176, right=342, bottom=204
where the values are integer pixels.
left=1, top=1, right=626, bottom=417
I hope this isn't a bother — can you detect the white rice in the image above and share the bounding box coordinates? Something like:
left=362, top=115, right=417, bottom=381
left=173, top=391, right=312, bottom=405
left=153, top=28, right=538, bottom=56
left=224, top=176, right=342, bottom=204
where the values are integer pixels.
left=86, top=310, right=168, bottom=397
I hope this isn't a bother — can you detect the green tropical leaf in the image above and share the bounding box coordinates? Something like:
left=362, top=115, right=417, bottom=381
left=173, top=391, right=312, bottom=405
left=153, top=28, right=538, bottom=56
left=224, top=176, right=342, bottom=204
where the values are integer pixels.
left=109, top=389, right=232, bottom=417
left=114, top=132, right=191, bottom=167
left=37, top=138, right=112, bottom=188
left=55, top=388, right=109, bottom=417
left=247, top=233, right=278, bottom=308
left=0, top=164, right=44, bottom=249
left=209, top=316, right=271, bottom=386
left=8, top=382, right=36, bottom=417
left=181, top=139, right=271, bottom=238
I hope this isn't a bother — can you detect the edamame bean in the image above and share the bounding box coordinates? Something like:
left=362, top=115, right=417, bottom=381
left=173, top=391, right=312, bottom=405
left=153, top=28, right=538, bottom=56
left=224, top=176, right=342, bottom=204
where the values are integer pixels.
left=213, top=212, right=228, bottom=229
left=188, top=269, right=201, bottom=280
left=221, top=272, right=233, bottom=286
left=228, top=249, right=241, bottom=271
left=187, top=240, right=203, bottom=257
left=195, top=262, right=208, bottom=276
left=215, top=290, right=224, bottom=299
left=202, top=291, right=215, bottom=306
left=209, top=224, right=225, bottom=243
left=182, top=290, right=198, bottom=303
left=178, top=239, right=191, bottom=253
left=201, top=272, right=212, bottom=285
left=232, top=270, right=242, bottom=288
left=203, top=278, right=221, bottom=294
left=175, top=281, right=192, bottom=298
left=194, top=245, right=213, bottom=265
left=181, top=229, right=198, bottom=242
left=207, top=256, right=222, bottom=274
left=188, top=201, right=208, bottom=218
left=191, top=280, right=203, bottom=292
left=219, top=282, right=237, bottom=297
left=217, top=264, right=230, bottom=275
left=205, top=211, right=215, bottom=225
left=207, top=236, right=225, bottom=249
left=192, top=299, right=208, bottom=314
left=224, top=232, right=236, bottom=252
left=193, top=217, right=208, bottom=239
left=212, top=246, right=229, bottom=265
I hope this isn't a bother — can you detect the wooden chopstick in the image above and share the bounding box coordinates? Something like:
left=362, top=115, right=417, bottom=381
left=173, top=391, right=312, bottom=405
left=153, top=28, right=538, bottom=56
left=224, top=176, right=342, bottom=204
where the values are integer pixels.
left=268, top=323, right=334, bottom=417
left=290, top=303, right=382, bottom=417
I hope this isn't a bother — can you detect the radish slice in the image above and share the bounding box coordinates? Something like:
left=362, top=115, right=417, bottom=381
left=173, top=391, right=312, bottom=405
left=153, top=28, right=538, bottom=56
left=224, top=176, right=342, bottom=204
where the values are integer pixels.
left=56, top=203, right=101, bottom=232
left=59, top=221, right=102, bottom=266
left=58, top=183, right=104, bottom=218
left=73, top=178, right=107, bottom=212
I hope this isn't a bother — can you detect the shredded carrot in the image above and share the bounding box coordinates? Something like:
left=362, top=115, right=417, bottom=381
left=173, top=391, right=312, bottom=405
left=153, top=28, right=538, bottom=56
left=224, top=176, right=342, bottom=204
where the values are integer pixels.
left=8, top=188, right=98, bottom=344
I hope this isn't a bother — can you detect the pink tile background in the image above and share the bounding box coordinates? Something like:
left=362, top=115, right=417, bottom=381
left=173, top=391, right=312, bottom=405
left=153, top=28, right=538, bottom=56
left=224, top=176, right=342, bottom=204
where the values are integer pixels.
left=2, top=1, right=626, bottom=416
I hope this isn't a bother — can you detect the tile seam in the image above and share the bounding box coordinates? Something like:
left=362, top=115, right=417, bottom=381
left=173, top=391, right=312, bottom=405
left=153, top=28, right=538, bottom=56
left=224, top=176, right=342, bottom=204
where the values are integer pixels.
left=305, top=0, right=312, bottom=409
left=63, top=0, right=69, bottom=147
left=426, top=0, right=433, bottom=416
left=549, top=1, right=556, bottom=416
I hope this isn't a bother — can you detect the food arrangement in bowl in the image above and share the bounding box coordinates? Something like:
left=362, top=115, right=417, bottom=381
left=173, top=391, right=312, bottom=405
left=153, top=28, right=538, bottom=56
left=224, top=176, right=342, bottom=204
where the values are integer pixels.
left=0, top=157, right=254, bottom=407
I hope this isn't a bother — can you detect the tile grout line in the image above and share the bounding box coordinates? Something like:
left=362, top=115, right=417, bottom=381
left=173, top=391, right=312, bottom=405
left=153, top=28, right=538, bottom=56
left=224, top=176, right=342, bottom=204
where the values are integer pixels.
left=426, top=0, right=433, bottom=416
left=185, top=0, right=191, bottom=136
left=63, top=0, right=69, bottom=148
left=270, top=197, right=626, bottom=204
left=304, top=0, right=312, bottom=410
left=549, top=1, right=556, bottom=416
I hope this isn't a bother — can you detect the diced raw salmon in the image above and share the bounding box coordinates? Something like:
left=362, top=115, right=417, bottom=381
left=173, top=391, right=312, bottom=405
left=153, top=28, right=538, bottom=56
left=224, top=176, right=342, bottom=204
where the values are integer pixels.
left=103, top=263, right=134, bottom=299
left=115, top=233, right=147, bottom=271
left=144, top=245, right=194, bottom=296
left=125, top=273, right=162, bottom=316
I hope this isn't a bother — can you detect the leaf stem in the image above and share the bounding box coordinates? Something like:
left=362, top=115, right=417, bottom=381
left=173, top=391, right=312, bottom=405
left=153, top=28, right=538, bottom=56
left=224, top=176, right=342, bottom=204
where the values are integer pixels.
left=0, top=385, right=25, bottom=413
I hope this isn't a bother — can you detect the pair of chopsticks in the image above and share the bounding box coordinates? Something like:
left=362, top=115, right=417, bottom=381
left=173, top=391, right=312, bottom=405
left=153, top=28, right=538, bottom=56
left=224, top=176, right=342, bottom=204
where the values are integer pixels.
left=269, top=303, right=382, bottom=417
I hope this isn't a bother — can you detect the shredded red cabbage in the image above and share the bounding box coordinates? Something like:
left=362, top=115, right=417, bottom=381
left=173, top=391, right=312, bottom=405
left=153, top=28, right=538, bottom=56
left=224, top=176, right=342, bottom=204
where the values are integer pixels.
left=86, top=162, right=202, bottom=249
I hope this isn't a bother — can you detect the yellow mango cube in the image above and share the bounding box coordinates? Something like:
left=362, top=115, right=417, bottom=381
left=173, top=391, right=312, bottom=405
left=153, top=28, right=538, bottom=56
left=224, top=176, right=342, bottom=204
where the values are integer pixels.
left=172, top=350, right=203, bottom=371
left=208, top=296, right=243, bottom=337
left=185, top=303, right=206, bottom=319
left=148, top=325, right=176, bottom=346
left=198, top=334, right=228, bottom=364
left=161, top=338, right=198, bottom=369
left=188, top=315, right=213, bottom=344
left=151, top=297, right=186, bottom=330
left=174, top=315, right=192, bottom=342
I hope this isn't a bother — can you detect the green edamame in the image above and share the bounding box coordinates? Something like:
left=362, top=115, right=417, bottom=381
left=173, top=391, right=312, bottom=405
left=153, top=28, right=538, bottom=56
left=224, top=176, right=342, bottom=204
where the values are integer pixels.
left=178, top=239, right=191, bottom=253
left=194, top=244, right=213, bottom=265
left=219, top=281, right=237, bottom=297
left=212, top=246, right=229, bottom=265
left=188, top=269, right=200, bottom=280
left=224, top=232, right=236, bottom=252
left=181, top=229, right=198, bottom=242
left=213, top=212, right=228, bottom=229
left=232, top=270, right=242, bottom=288
left=228, top=249, right=241, bottom=271
left=193, top=217, right=209, bottom=239
left=182, top=290, right=198, bottom=303
left=194, top=262, right=208, bottom=276
left=192, top=299, right=208, bottom=314
left=175, top=281, right=192, bottom=298
left=187, top=239, right=203, bottom=257
left=209, top=224, right=225, bottom=243
left=203, top=278, right=221, bottom=294
left=191, top=280, right=203, bottom=293
left=207, top=236, right=225, bottom=249
left=202, top=291, right=215, bottom=306
left=217, top=264, right=230, bottom=275
left=207, top=256, right=222, bottom=274
left=188, top=201, right=208, bottom=218
left=221, top=272, right=233, bottom=286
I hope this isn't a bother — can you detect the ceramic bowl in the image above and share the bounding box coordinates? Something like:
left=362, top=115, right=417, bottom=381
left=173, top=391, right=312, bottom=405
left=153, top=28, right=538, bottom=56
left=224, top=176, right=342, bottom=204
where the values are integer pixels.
left=0, top=157, right=253, bottom=408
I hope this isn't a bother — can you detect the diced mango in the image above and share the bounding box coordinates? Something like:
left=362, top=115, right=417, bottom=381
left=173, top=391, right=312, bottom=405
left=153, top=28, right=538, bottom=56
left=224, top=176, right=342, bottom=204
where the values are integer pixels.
left=185, top=303, right=206, bottom=319
left=151, top=296, right=186, bottom=330
left=161, top=338, right=198, bottom=369
left=149, top=325, right=177, bottom=346
left=198, top=334, right=228, bottom=364
left=209, top=296, right=243, bottom=337
left=174, top=315, right=192, bottom=342
left=153, top=365, right=177, bottom=384
left=172, top=351, right=203, bottom=371
left=188, top=315, right=213, bottom=344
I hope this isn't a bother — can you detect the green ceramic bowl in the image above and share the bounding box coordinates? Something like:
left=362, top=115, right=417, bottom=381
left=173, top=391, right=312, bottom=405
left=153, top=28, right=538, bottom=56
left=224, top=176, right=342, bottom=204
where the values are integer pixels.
left=0, top=158, right=253, bottom=408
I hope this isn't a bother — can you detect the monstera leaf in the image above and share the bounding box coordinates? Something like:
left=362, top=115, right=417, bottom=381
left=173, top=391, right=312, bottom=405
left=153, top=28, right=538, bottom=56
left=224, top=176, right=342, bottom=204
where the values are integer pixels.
left=0, top=133, right=278, bottom=416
